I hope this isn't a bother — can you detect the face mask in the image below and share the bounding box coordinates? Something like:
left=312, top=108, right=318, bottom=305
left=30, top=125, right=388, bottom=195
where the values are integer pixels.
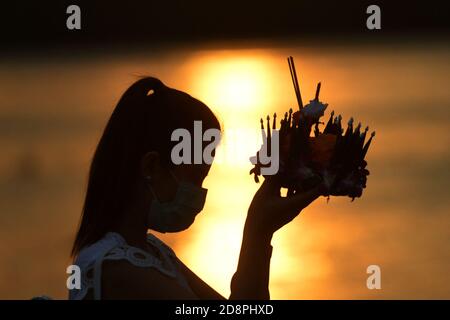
left=146, top=172, right=207, bottom=233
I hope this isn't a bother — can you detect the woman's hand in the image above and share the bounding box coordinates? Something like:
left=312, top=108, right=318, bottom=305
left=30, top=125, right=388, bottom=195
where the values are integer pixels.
left=245, top=176, right=324, bottom=237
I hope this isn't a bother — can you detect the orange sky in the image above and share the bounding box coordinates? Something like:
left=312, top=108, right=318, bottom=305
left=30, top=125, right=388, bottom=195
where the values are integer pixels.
left=0, top=42, right=449, bottom=299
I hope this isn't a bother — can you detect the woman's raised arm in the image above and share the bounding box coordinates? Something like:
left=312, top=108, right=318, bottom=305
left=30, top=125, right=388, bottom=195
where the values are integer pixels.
left=230, top=177, right=323, bottom=299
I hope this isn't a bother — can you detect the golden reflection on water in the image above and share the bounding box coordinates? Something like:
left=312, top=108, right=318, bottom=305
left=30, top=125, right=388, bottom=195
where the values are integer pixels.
left=0, top=43, right=449, bottom=299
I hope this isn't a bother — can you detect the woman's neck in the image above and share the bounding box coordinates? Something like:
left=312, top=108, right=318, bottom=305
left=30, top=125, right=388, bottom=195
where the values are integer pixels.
left=115, top=201, right=150, bottom=250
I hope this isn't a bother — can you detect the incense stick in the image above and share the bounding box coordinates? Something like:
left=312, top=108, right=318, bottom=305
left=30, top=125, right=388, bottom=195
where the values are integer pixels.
left=288, top=56, right=303, bottom=110
left=288, top=57, right=299, bottom=108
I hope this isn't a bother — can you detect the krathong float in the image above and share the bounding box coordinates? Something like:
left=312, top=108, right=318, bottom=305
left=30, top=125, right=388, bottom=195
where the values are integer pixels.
left=250, top=57, right=374, bottom=201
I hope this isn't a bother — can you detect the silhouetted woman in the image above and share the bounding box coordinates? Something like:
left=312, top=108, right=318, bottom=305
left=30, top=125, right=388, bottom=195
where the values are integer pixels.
left=69, top=77, right=323, bottom=300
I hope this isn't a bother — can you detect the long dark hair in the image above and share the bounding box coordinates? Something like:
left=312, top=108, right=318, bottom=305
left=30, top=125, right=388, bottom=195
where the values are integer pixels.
left=71, top=77, right=220, bottom=257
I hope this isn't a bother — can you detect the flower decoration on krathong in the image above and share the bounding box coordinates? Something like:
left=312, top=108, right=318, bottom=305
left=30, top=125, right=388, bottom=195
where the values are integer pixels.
left=250, top=56, right=374, bottom=201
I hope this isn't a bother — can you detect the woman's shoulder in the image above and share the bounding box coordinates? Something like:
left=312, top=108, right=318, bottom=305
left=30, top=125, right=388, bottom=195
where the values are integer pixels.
left=69, top=232, right=176, bottom=300
left=101, top=257, right=197, bottom=299
left=69, top=232, right=124, bottom=300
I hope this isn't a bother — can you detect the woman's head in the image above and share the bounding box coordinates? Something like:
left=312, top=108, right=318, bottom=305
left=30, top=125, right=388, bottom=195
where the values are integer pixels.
left=72, top=77, right=220, bottom=256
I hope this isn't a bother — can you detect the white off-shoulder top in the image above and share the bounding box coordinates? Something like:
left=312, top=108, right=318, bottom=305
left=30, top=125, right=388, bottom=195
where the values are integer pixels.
left=68, top=232, right=194, bottom=300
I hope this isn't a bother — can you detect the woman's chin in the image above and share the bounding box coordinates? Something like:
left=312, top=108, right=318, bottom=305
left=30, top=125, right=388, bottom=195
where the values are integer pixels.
left=167, top=217, right=196, bottom=233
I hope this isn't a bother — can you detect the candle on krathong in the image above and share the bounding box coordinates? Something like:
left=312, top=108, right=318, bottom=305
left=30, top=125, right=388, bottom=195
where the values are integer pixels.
left=315, top=82, right=321, bottom=101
